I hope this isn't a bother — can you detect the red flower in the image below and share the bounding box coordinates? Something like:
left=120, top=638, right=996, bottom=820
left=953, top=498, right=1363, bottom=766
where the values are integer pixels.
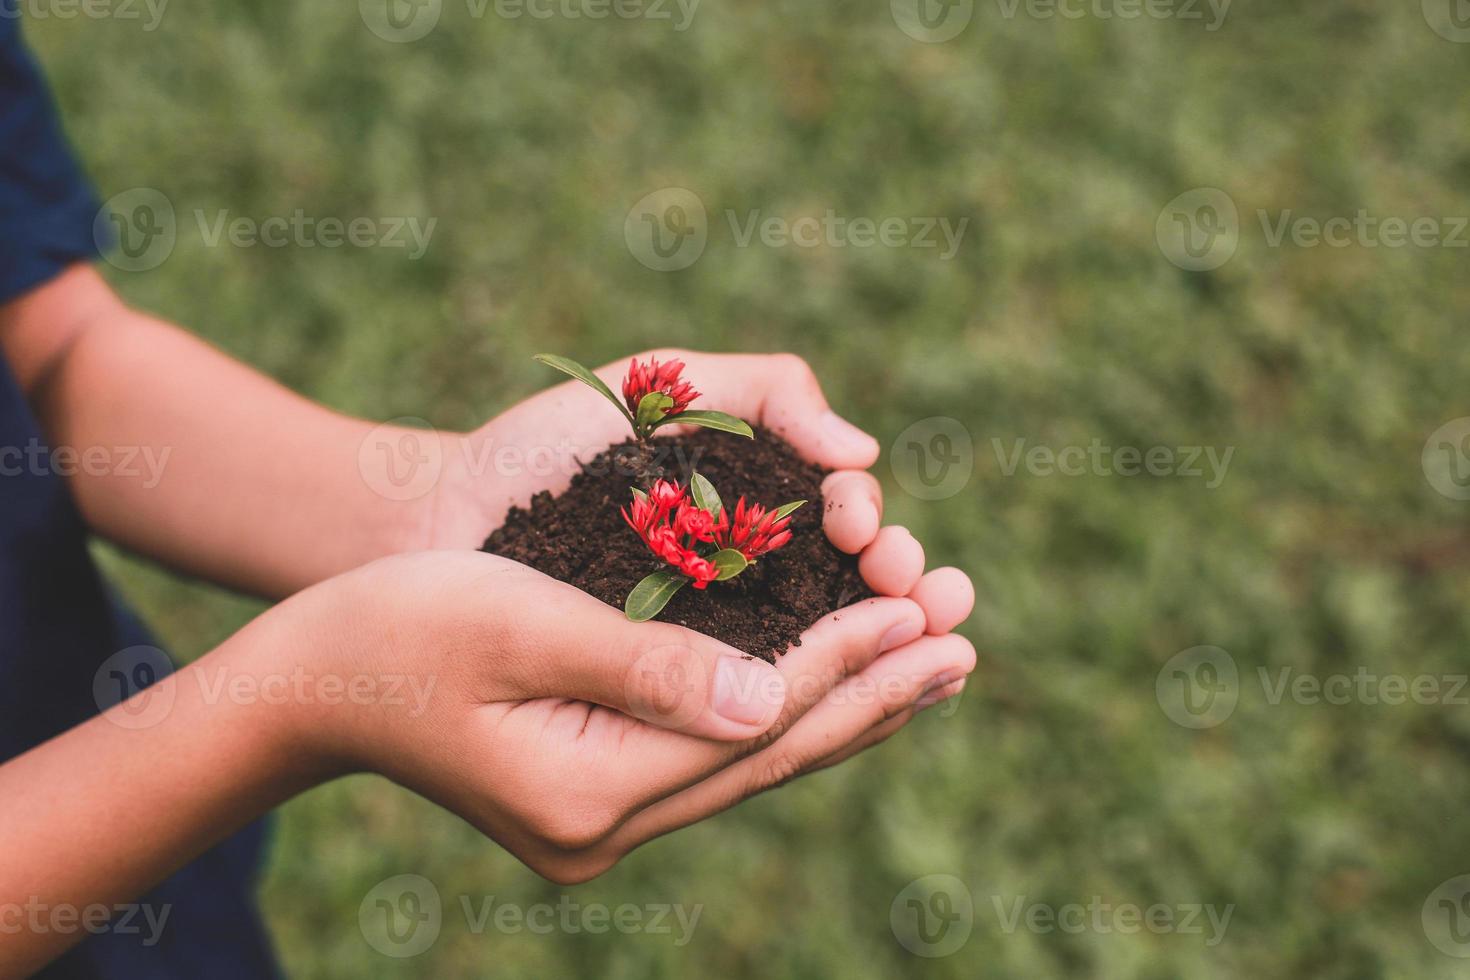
left=715, top=497, right=794, bottom=561
left=622, top=356, right=700, bottom=418
left=622, top=480, right=794, bottom=592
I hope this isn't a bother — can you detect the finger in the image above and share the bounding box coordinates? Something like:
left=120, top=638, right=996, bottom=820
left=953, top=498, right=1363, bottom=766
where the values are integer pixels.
left=597, top=634, right=976, bottom=851
left=495, top=575, right=786, bottom=742
left=605, top=596, right=927, bottom=805
left=821, top=470, right=883, bottom=555
left=751, top=354, right=879, bottom=470
left=603, top=351, right=879, bottom=471
left=808, top=676, right=967, bottom=774
left=857, top=526, right=925, bottom=596
left=909, top=566, right=975, bottom=635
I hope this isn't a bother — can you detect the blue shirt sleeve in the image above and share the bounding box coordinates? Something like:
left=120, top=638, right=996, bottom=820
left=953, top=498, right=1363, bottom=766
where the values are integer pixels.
left=0, top=9, right=103, bottom=305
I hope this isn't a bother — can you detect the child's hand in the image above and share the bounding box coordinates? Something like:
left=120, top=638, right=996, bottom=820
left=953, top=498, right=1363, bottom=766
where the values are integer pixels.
left=434, top=351, right=878, bottom=547
left=427, top=348, right=957, bottom=602
left=255, top=548, right=975, bottom=882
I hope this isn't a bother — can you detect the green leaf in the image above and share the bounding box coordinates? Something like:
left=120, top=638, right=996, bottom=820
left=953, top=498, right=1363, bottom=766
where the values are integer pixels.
left=624, top=570, right=688, bottom=622
left=533, top=354, right=635, bottom=428
left=689, top=470, right=723, bottom=519
left=630, top=486, right=649, bottom=505
left=773, top=499, right=807, bottom=521
left=635, top=391, right=675, bottom=435
left=653, top=409, right=754, bottom=438
left=709, top=548, right=749, bottom=580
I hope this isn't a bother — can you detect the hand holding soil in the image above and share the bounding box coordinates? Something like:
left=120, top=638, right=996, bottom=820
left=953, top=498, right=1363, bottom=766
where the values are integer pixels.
left=259, top=544, right=974, bottom=883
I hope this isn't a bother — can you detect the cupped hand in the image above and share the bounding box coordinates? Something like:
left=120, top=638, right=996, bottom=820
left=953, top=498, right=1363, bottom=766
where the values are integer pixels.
left=430, top=348, right=949, bottom=606
left=432, top=350, right=878, bottom=548
left=268, top=544, right=974, bottom=883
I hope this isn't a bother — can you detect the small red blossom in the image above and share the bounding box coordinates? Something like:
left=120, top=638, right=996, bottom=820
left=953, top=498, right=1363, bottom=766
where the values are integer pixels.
left=622, top=356, right=700, bottom=419
left=619, top=471, right=805, bottom=621
left=534, top=352, right=753, bottom=443
left=715, top=497, right=795, bottom=561
left=622, top=481, right=721, bottom=589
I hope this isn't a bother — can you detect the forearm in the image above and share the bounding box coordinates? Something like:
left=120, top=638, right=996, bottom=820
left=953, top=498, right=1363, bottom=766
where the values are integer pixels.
left=3, top=266, right=441, bottom=597
left=0, top=618, right=320, bottom=976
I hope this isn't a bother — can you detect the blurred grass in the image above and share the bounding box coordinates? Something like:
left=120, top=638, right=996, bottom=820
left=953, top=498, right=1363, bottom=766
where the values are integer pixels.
left=25, top=0, right=1470, bottom=975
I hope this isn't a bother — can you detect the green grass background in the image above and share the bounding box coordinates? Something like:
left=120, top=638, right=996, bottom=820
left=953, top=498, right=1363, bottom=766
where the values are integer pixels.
left=26, top=0, right=1470, bottom=975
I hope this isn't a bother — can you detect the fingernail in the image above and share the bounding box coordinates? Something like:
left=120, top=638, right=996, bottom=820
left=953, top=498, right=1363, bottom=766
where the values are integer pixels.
left=921, top=668, right=969, bottom=697
left=879, top=615, right=926, bottom=653
left=821, top=411, right=877, bottom=453
left=713, top=656, right=782, bottom=725
left=917, top=678, right=966, bottom=712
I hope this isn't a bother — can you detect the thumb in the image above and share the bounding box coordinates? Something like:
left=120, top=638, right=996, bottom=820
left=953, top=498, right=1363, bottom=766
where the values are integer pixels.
left=513, top=590, right=788, bottom=741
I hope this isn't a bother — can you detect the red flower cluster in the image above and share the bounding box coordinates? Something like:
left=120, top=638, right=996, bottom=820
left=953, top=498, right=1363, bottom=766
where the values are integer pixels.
left=715, top=497, right=794, bottom=559
left=622, top=357, right=700, bottom=419
left=621, top=479, right=795, bottom=589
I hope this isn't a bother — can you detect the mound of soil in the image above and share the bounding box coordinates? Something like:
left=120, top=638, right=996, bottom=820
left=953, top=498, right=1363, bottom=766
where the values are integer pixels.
left=481, top=427, right=870, bottom=660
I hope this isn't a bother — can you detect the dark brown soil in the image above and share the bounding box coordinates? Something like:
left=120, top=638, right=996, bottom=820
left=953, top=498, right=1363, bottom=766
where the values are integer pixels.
left=480, top=427, right=871, bottom=660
